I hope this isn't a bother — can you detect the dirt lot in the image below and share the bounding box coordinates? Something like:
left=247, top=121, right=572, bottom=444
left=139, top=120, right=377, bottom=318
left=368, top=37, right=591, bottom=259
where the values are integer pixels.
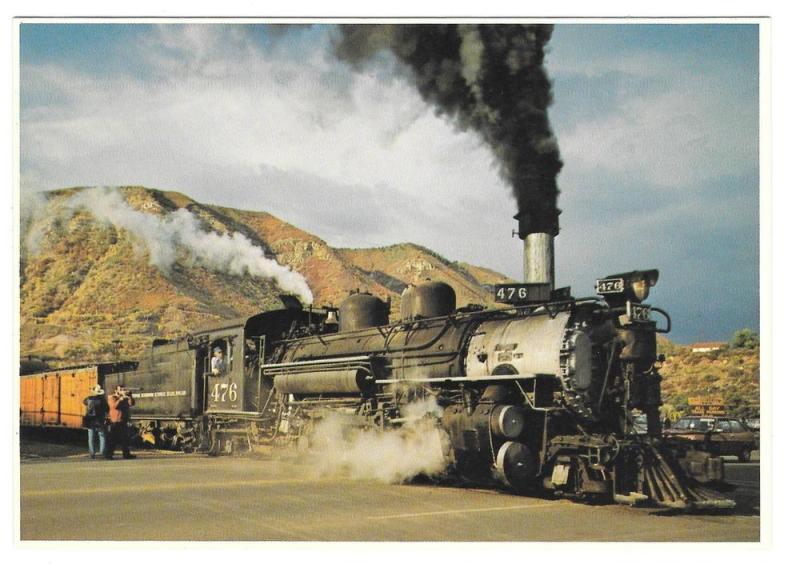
left=18, top=433, right=761, bottom=542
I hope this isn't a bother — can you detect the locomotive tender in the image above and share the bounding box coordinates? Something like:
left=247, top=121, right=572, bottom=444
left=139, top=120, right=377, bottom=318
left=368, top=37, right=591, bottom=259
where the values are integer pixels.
left=95, top=268, right=732, bottom=511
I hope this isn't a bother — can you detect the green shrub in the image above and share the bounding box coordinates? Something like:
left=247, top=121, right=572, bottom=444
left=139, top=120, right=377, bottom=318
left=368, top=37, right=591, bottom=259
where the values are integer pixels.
left=730, top=328, right=759, bottom=349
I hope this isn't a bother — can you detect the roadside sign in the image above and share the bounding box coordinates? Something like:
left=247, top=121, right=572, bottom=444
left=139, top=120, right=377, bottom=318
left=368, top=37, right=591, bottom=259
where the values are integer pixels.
left=688, top=396, right=724, bottom=406
left=688, top=396, right=725, bottom=415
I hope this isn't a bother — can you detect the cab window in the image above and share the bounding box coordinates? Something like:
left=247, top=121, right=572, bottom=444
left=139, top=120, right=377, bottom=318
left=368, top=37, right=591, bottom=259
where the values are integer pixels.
left=209, top=339, right=234, bottom=376
left=717, top=420, right=732, bottom=432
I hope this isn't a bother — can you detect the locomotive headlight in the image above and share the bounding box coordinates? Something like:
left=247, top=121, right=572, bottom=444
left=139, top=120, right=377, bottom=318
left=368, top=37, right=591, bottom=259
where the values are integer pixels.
left=631, top=278, right=650, bottom=302
left=631, top=270, right=659, bottom=302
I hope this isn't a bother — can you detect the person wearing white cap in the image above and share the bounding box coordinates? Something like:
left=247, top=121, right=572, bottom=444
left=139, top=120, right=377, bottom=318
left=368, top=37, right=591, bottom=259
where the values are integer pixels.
left=82, top=384, right=109, bottom=459
left=211, top=346, right=226, bottom=376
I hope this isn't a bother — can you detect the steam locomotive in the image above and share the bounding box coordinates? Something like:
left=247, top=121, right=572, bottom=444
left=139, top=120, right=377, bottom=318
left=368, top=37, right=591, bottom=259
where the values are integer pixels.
left=97, top=269, right=733, bottom=511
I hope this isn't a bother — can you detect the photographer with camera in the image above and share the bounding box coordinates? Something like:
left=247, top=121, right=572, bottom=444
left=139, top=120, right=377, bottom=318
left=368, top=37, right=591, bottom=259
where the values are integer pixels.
left=105, top=385, right=136, bottom=460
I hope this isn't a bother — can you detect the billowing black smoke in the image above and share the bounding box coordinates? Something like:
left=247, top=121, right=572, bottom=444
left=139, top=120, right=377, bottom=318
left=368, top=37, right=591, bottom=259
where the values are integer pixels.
left=334, top=24, right=562, bottom=235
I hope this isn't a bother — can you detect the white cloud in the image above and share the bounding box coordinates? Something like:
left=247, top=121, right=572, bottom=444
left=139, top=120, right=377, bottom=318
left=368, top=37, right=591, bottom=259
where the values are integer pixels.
left=21, top=25, right=502, bottom=228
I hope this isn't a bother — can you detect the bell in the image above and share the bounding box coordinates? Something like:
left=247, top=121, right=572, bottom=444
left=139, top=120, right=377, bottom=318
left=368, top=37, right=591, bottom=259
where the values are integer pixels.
left=324, top=310, right=339, bottom=326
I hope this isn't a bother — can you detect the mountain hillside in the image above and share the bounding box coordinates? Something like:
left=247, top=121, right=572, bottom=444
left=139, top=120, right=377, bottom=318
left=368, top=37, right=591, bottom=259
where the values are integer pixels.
left=20, top=186, right=510, bottom=366
left=657, top=337, right=760, bottom=418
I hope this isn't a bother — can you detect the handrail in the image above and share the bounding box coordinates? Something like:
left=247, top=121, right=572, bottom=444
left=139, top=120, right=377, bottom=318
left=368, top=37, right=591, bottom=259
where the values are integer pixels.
left=650, top=307, right=672, bottom=334
left=374, top=373, right=552, bottom=385
left=261, top=355, right=371, bottom=370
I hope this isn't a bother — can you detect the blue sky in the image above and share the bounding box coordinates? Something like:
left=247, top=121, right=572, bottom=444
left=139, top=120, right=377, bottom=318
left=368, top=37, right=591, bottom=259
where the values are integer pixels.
left=18, top=22, right=761, bottom=343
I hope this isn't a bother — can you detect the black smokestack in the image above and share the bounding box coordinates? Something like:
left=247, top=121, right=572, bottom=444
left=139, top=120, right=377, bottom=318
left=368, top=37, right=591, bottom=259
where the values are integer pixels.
left=334, top=24, right=562, bottom=236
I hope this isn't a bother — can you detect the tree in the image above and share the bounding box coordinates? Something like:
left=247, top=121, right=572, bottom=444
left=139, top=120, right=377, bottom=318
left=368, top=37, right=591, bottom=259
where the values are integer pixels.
left=730, top=328, right=759, bottom=350
left=660, top=403, right=683, bottom=423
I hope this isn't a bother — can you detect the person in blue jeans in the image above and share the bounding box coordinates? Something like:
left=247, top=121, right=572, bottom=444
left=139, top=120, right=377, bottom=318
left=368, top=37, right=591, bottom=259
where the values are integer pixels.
left=83, top=384, right=109, bottom=459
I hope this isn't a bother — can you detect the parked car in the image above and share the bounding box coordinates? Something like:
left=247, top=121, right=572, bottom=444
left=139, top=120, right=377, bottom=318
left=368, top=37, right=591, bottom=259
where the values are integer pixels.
left=744, top=418, right=760, bottom=431
left=663, top=416, right=757, bottom=462
left=744, top=419, right=761, bottom=449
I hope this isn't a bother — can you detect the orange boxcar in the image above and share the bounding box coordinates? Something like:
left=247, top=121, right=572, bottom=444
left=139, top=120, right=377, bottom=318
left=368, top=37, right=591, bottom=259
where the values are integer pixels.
left=20, top=375, right=44, bottom=426
left=19, top=363, right=137, bottom=430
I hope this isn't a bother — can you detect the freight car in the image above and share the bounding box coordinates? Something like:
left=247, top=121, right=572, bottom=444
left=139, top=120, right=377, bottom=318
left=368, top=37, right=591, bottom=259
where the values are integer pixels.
left=20, top=362, right=138, bottom=429
left=78, top=270, right=733, bottom=511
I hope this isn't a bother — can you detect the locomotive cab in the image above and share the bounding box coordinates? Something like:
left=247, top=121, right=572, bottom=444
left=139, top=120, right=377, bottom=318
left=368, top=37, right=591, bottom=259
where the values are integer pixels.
left=201, top=320, right=247, bottom=413
left=199, top=308, right=330, bottom=414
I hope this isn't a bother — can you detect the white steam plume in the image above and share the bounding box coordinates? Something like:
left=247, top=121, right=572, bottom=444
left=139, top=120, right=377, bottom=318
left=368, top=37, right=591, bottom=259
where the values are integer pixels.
left=20, top=191, right=51, bottom=256
left=63, top=187, right=313, bottom=304
left=305, top=397, right=451, bottom=484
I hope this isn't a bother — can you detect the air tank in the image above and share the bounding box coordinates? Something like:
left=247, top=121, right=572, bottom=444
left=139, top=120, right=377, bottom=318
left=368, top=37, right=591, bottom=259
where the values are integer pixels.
left=338, top=292, right=389, bottom=332
left=400, top=281, right=456, bottom=321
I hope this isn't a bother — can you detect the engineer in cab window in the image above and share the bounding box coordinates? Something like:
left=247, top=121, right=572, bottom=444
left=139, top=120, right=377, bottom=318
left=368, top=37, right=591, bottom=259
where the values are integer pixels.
left=211, top=346, right=226, bottom=376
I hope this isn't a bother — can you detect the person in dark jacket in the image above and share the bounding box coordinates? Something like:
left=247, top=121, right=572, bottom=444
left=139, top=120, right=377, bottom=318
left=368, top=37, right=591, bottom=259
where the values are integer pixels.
left=83, top=384, right=108, bottom=459
left=105, top=385, right=136, bottom=460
